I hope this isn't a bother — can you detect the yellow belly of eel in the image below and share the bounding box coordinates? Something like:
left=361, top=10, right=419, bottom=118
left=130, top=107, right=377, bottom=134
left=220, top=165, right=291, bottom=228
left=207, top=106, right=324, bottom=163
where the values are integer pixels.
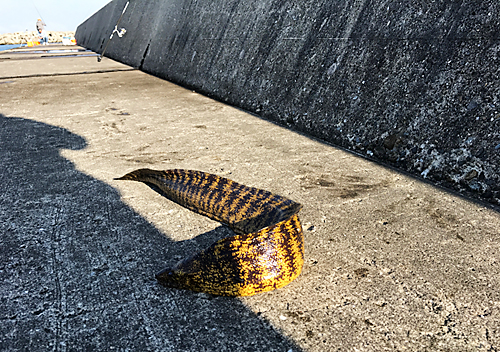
left=115, top=169, right=304, bottom=296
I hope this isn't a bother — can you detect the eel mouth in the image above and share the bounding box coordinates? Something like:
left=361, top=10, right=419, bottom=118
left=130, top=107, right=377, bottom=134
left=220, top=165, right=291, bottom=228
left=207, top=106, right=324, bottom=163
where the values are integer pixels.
left=155, top=267, right=172, bottom=280
left=155, top=268, right=171, bottom=281
left=155, top=267, right=181, bottom=288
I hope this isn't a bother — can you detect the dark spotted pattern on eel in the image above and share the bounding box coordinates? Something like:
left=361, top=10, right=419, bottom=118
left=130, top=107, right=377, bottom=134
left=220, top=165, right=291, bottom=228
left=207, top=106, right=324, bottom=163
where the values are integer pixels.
left=115, top=168, right=304, bottom=296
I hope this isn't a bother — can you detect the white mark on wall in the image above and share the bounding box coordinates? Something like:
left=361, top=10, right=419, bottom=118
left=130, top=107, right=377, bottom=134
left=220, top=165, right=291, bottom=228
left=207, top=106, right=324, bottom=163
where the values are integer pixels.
left=327, top=62, right=339, bottom=75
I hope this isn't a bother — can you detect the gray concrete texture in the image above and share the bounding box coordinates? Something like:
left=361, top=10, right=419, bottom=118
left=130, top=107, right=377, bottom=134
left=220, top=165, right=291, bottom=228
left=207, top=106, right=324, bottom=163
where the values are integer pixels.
left=1, top=46, right=499, bottom=351
left=75, top=0, right=500, bottom=208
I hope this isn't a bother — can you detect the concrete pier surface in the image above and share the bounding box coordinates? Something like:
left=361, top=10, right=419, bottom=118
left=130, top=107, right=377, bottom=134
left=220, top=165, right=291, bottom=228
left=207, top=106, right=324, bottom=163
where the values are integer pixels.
left=1, top=46, right=499, bottom=351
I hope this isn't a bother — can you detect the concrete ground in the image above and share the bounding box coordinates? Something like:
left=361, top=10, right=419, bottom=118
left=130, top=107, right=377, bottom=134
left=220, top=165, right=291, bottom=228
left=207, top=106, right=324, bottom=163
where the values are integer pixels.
left=0, top=46, right=499, bottom=352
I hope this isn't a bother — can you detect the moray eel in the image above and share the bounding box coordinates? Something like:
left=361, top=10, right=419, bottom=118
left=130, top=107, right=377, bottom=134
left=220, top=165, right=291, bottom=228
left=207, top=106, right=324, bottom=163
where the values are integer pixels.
left=115, top=169, right=304, bottom=296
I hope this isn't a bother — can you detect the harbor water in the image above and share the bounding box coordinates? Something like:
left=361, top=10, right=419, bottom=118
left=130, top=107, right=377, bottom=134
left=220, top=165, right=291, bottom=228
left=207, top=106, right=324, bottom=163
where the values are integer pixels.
left=0, top=44, right=24, bottom=51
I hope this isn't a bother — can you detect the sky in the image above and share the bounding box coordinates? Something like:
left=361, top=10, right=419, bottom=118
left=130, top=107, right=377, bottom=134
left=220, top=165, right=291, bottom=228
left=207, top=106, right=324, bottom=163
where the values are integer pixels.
left=0, top=0, right=112, bottom=34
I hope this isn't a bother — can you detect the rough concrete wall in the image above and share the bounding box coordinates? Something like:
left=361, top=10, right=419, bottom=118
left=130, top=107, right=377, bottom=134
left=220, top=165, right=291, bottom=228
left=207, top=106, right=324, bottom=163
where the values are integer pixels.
left=76, top=0, right=500, bottom=206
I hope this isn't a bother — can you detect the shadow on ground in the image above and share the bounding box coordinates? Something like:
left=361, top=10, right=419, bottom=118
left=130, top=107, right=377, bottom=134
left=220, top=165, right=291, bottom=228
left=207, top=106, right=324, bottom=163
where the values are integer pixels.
left=0, top=114, right=302, bottom=352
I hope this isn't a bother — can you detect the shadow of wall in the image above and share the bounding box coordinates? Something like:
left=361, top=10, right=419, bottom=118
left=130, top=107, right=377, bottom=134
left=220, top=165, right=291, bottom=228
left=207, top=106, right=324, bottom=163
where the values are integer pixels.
left=0, top=115, right=302, bottom=351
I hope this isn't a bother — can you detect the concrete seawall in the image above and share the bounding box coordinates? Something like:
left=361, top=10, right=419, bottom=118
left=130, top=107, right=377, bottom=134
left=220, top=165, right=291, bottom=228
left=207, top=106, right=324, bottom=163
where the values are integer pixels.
left=76, top=0, right=500, bottom=206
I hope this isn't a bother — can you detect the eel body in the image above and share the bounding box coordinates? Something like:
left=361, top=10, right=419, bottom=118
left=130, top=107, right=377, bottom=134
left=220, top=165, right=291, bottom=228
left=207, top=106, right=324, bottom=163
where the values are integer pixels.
left=115, top=168, right=304, bottom=296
